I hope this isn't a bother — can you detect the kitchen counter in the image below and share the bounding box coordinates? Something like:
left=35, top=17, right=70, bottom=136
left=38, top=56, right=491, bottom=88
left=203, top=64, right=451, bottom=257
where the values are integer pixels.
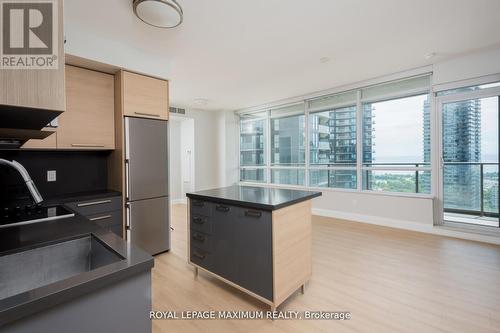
left=43, top=189, right=122, bottom=205
left=186, top=185, right=321, bottom=210
left=0, top=214, right=153, bottom=328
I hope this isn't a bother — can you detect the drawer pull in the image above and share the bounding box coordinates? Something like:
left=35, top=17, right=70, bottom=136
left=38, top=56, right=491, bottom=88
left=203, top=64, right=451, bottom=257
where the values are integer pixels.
left=216, top=205, right=230, bottom=212
left=192, top=201, right=205, bottom=207
left=77, top=199, right=112, bottom=207
left=192, top=233, right=205, bottom=242
left=71, top=143, right=105, bottom=148
left=134, top=112, right=161, bottom=118
left=245, top=210, right=262, bottom=218
left=193, top=252, right=205, bottom=260
left=89, top=215, right=112, bottom=221
left=193, top=217, right=204, bottom=224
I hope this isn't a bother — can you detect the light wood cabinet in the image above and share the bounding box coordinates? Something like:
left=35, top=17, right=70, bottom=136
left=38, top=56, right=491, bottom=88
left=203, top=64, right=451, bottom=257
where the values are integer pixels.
left=0, top=0, right=65, bottom=116
left=122, top=71, right=169, bottom=120
left=22, top=128, right=57, bottom=149
left=57, top=65, right=115, bottom=149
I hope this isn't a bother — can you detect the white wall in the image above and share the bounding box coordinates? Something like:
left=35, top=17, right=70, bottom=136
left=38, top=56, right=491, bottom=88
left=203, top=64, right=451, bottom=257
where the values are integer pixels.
left=169, top=117, right=183, bottom=201
left=217, top=110, right=240, bottom=187
left=312, top=192, right=434, bottom=228
left=180, top=118, right=195, bottom=196
left=169, top=109, right=224, bottom=192
left=169, top=116, right=195, bottom=202
left=433, top=45, right=500, bottom=86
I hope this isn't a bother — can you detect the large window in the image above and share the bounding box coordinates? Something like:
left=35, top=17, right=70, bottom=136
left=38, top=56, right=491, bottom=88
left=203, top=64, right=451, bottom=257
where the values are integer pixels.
left=238, top=74, right=432, bottom=195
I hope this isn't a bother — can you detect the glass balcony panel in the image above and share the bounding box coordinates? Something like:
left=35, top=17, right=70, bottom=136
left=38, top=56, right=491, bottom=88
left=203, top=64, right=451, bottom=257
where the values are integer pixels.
left=271, top=169, right=305, bottom=186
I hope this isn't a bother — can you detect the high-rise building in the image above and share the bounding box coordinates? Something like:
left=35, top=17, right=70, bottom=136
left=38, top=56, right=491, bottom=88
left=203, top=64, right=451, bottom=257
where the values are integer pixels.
left=309, top=105, right=374, bottom=188
left=240, top=119, right=265, bottom=181
left=423, top=91, right=482, bottom=210
left=421, top=97, right=432, bottom=193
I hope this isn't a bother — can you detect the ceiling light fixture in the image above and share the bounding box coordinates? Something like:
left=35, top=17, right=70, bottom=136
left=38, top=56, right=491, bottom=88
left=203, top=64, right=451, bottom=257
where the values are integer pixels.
left=133, top=0, right=183, bottom=29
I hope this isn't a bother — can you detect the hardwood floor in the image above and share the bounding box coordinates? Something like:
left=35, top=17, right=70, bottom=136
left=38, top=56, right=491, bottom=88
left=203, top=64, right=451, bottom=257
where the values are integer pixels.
left=152, top=204, right=500, bottom=333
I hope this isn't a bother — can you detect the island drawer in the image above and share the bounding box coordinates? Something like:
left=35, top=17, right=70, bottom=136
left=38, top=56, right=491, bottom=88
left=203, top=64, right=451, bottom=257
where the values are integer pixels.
left=66, top=196, right=122, bottom=216
left=190, top=230, right=214, bottom=252
left=190, top=247, right=214, bottom=270
left=190, top=199, right=212, bottom=217
left=190, top=215, right=213, bottom=234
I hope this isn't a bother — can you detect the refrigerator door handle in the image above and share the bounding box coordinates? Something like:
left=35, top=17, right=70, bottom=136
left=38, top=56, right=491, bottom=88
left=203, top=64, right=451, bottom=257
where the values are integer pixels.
left=125, top=159, right=131, bottom=201
left=126, top=202, right=131, bottom=240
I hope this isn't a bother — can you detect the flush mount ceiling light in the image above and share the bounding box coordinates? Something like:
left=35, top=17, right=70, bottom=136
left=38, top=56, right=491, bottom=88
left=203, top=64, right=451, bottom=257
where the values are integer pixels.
left=133, top=0, right=183, bottom=29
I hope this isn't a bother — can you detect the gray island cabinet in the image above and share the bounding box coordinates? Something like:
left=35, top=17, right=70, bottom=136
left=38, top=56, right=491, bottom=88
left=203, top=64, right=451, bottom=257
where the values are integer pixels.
left=186, top=185, right=321, bottom=310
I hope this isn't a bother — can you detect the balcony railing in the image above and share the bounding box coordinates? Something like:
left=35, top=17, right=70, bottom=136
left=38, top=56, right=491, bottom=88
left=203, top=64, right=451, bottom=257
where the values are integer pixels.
left=442, top=162, right=499, bottom=219
left=364, top=162, right=499, bottom=219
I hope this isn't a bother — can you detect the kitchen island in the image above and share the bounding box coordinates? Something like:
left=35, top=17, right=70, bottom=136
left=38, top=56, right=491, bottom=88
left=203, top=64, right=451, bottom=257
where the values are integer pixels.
left=186, top=185, right=321, bottom=310
left=0, top=213, right=153, bottom=332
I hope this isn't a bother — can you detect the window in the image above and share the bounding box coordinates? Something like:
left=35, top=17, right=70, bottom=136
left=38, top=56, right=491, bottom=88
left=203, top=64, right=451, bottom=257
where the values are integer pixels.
left=240, top=112, right=266, bottom=182
left=238, top=74, right=432, bottom=195
left=308, top=90, right=358, bottom=189
left=270, top=104, right=306, bottom=185
left=361, top=76, right=431, bottom=194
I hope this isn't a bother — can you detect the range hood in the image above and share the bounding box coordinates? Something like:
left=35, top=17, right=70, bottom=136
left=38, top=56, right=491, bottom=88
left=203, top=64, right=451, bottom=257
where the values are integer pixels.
left=0, top=105, right=61, bottom=148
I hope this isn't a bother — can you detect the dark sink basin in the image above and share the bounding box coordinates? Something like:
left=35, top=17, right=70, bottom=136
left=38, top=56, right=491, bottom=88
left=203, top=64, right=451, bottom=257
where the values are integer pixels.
left=0, top=235, right=124, bottom=300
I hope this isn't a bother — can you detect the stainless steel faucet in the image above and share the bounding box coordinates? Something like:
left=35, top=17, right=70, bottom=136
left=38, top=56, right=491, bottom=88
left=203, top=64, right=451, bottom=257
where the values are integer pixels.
left=0, top=159, right=43, bottom=204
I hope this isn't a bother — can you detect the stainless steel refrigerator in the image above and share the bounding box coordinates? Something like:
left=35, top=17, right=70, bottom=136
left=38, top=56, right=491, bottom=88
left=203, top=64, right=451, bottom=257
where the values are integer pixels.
left=125, top=117, right=170, bottom=255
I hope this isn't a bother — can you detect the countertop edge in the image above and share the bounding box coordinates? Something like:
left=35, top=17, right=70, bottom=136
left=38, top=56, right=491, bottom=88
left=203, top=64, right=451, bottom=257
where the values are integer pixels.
left=0, top=257, right=154, bottom=327
left=186, top=191, right=322, bottom=211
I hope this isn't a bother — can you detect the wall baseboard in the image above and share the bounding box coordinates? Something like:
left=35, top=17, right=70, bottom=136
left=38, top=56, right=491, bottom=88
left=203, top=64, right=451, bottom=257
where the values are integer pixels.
left=171, top=198, right=187, bottom=205
left=312, top=208, right=500, bottom=245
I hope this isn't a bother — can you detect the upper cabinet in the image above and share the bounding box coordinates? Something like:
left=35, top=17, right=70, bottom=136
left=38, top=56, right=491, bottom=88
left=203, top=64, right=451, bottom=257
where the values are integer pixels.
left=0, top=0, right=65, bottom=120
left=57, top=65, right=115, bottom=149
left=121, top=71, right=169, bottom=120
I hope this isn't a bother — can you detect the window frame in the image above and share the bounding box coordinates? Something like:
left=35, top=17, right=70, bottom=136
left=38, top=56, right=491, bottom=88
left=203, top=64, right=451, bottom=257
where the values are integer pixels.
left=360, top=92, right=433, bottom=194
left=237, top=74, right=434, bottom=198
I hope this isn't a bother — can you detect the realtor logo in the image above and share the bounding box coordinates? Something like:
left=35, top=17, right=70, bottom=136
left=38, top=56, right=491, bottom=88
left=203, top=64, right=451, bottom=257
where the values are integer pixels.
left=0, top=0, right=58, bottom=69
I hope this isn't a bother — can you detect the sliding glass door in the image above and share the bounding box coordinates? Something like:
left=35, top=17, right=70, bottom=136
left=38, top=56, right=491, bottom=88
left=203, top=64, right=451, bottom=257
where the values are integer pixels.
left=437, top=86, right=500, bottom=227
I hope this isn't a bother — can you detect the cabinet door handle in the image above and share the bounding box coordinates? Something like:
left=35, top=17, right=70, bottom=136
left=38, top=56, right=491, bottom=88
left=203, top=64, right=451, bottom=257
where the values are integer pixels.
left=193, top=217, right=204, bottom=224
left=89, top=215, right=112, bottom=221
left=192, top=233, right=205, bottom=242
left=71, top=143, right=105, bottom=148
left=245, top=210, right=262, bottom=218
left=192, top=201, right=205, bottom=207
left=134, top=112, right=161, bottom=118
left=77, top=199, right=111, bottom=207
left=193, top=252, right=205, bottom=260
left=216, top=205, right=230, bottom=212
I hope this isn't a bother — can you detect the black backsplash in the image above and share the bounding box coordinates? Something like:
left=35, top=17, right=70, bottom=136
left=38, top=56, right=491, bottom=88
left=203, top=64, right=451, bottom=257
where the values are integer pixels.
left=0, top=150, right=109, bottom=202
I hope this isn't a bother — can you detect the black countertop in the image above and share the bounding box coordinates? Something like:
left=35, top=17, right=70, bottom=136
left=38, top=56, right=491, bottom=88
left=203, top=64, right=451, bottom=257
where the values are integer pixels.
left=43, top=189, right=122, bottom=204
left=1, top=189, right=121, bottom=210
left=186, top=185, right=322, bottom=210
left=0, top=214, right=153, bottom=327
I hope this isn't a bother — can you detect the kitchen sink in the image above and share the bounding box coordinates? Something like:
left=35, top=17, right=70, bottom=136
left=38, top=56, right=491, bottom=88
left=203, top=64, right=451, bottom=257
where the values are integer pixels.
left=0, top=235, right=124, bottom=300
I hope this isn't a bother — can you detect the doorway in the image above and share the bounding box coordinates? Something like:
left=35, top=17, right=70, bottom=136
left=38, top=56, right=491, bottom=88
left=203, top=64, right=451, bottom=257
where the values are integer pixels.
left=169, top=116, right=195, bottom=203
left=437, top=84, right=500, bottom=227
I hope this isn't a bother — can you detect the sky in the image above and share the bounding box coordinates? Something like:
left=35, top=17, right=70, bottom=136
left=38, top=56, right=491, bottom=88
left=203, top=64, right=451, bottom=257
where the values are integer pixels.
left=370, top=94, right=427, bottom=163
left=371, top=95, right=499, bottom=164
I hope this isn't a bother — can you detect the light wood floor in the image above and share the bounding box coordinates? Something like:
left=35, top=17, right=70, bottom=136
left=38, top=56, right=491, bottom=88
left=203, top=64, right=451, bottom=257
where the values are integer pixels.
left=152, top=204, right=500, bottom=333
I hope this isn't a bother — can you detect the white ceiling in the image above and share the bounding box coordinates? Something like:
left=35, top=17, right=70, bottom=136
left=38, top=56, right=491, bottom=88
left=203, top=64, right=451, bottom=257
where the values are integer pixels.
left=65, top=0, right=500, bottom=111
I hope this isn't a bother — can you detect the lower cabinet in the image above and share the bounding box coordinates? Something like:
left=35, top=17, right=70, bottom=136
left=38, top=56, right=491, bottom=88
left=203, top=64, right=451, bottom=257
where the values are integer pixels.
left=65, top=195, right=123, bottom=237
left=235, top=207, right=273, bottom=300
left=189, top=201, right=273, bottom=301
left=211, top=204, right=238, bottom=282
